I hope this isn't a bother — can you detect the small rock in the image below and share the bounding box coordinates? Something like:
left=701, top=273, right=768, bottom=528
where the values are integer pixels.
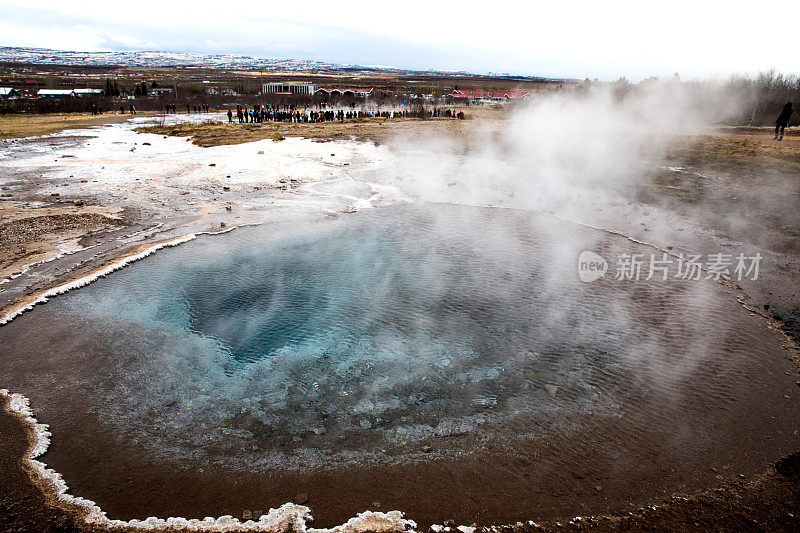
left=50, top=193, right=60, bottom=197
left=222, top=186, right=230, bottom=191
left=226, top=206, right=232, bottom=211
left=72, top=200, right=84, bottom=206
left=220, top=222, right=226, bottom=228
left=257, top=150, right=264, bottom=155
left=209, top=163, right=216, bottom=167
left=371, top=501, right=381, bottom=508
left=142, top=142, right=151, bottom=146
left=242, top=510, right=252, bottom=520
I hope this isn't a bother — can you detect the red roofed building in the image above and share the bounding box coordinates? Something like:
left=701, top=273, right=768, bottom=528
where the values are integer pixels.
left=449, top=89, right=531, bottom=100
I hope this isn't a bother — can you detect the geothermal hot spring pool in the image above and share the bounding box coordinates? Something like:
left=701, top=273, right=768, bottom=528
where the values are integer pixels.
left=1, top=203, right=798, bottom=527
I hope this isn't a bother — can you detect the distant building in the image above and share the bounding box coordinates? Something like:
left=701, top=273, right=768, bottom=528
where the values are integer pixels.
left=0, top=87, right=18, bottom=98
left=206, top=87, right=239, bottom=96
left=74, top=88, right=103, bottom=97
left=150, top=87, right=173, bottom=96
left=37, top=89, right=75, bottom=98
left=449, top=89, right=531, bottom=100
left=314, top=87, right=373, bottom=97
left=261, top=82, right=317, bottom=95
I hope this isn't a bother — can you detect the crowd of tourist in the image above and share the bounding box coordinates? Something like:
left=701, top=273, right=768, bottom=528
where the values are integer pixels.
left=138, top=101, right=468, bottom=123
left=215, top=104, right=465, bottom=123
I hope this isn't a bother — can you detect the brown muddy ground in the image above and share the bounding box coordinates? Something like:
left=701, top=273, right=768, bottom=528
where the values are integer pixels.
left=0, top=206, right=128, bottom=280
left=1, top=119, right=799, bottom=532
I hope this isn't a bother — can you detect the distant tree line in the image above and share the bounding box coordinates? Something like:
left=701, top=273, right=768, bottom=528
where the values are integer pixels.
left=724, top=71, right=800, bottom=126
left=585, top=71, right=800, bottom=127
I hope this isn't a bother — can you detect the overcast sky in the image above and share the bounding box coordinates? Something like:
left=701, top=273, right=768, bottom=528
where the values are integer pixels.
left=1, top=0, right=797, bottom=80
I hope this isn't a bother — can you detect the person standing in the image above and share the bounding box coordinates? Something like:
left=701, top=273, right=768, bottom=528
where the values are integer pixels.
left=775, top=102, right=793, bottom=141
left=227, top=109, right=233, bottom=123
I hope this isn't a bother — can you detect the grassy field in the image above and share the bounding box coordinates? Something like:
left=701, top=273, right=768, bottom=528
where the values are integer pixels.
left=0, top=112, right=156, bottom=139
left=135, top=116, right=466, bottom=145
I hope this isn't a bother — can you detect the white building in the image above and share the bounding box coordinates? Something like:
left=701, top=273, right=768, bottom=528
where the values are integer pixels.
left=74, top=88, right=103, bottom=96
left=37, top=89, right=75, bottom=98
left=261, top=82, right=317, bottom=96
